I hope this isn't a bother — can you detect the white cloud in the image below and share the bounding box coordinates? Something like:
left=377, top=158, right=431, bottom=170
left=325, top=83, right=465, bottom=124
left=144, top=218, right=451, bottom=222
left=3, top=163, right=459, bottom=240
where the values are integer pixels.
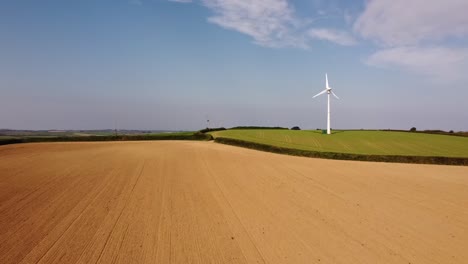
left=343, top=10, right=353, bottom=25
left=201, top=0, right=306, bottom=48
left=198, top=0, right=361, bottom=48
left=354, top=0, right=468, bottom=81
left=308, top=28, right=356, bottom=46
left=354, top=0, right=468, bottom=47
left=366, top=46, right=468, bottom=81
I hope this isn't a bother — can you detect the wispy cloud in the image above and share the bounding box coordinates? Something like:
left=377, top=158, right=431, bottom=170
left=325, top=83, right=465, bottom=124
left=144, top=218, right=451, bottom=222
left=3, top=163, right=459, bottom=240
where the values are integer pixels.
left=201, top=0, right=306, bottom=48
left=354, top=0, right=468, bottom=47
left=355, top=0, right=468, bottom=81
left=343, top=10, right=354, bottom=25
left=308, top=28, right=356, bottom=46
left=366, top=46, right=468, bottom=81
left=167, top=0, right=468, bottom=81
left=200, top=0, right=362, bottom=48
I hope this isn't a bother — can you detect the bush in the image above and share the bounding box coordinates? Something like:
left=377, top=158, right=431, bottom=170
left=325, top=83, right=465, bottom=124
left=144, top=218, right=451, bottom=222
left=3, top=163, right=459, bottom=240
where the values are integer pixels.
left=199, top=127, right=226, bottom=133
left=410, top=127, right=417, bottom=132
left=291, top=126, right=301, bottom=130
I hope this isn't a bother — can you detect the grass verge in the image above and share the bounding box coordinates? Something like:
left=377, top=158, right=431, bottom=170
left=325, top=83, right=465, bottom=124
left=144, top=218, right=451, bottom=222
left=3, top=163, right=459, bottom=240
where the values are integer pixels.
left=214, top=137, right=468, bottom=166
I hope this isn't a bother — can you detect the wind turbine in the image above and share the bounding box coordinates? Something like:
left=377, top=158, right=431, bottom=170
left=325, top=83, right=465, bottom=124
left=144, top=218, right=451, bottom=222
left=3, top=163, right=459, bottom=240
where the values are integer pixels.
left=313, top=73, right=339, bottom=135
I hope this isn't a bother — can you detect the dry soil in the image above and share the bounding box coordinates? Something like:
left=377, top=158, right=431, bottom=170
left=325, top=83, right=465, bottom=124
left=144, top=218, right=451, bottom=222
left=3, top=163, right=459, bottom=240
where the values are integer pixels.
left=0, top=141, right=467, bottom=264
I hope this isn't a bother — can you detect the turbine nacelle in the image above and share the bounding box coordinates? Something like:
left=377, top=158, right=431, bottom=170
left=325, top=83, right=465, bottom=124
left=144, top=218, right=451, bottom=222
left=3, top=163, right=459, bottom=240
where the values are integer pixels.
left=312, top=73, right=339, bottom=99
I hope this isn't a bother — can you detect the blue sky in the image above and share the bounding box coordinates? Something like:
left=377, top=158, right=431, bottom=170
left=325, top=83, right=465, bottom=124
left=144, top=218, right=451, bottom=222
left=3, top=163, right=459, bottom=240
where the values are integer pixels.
left=1, top=0, right=467, bottom=131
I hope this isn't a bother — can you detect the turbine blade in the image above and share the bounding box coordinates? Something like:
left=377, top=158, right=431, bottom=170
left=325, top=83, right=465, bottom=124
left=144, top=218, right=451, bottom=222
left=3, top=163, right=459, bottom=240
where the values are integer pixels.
left=331, top=91, right=340, bottom=99
left=313, top=89, right=327, bottom=98
left=326, top=73, right=329, bottom=89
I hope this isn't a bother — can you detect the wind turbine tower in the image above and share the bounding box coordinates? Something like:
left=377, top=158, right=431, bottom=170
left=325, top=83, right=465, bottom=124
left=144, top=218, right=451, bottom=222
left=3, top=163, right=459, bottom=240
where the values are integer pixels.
left=313, top=74, right=340, bottom=135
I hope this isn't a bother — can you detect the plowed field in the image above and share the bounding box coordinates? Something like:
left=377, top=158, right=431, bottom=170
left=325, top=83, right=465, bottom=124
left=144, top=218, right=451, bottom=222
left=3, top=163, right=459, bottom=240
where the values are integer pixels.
left=1, top=141, right=467, bottom=263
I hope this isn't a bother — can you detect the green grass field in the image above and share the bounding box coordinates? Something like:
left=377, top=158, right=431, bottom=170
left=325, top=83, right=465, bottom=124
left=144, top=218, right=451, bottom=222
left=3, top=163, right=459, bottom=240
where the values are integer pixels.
left=0, top=136, right=17, bottom=140
left=211, top=129, right=468, bottom=158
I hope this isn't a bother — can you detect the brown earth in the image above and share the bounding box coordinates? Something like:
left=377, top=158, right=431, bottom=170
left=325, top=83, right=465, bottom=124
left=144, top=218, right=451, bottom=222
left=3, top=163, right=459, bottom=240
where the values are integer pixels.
left=0, top=141, right=467, bottom=264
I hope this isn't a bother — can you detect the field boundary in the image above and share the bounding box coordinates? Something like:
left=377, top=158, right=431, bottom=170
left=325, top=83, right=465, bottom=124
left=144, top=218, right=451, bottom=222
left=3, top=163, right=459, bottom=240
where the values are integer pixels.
left=214, top=137, right=468, bottom=166
left=0, top=133, right=213, bottom=146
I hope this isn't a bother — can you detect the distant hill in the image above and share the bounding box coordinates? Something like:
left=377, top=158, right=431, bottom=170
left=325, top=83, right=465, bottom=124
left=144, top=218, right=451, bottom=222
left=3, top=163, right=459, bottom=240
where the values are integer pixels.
left=0, top=129, right=187, bottom=137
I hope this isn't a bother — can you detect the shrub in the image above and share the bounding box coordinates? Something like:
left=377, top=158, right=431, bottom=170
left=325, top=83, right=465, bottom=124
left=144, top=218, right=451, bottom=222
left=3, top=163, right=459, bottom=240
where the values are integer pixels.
left=199, top=127, right=226, bottom=133
left=410, top=127, right=417, bottom=132
left=291, top=126, right=301, bottom=130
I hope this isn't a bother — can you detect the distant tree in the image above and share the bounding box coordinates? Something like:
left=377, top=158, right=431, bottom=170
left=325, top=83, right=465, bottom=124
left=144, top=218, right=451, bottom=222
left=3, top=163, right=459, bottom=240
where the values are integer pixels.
left=410, top=127, right=417, bottom=132
left=199, top=127, right=226, bottom=133
left=449, top=130, right=454, bottom=133
left=291, top=126, right=301, bottom=130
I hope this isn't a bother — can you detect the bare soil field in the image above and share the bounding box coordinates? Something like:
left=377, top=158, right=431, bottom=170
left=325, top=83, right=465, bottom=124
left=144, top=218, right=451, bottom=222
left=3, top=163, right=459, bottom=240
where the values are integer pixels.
left=0, top=141, right=467, bottom=264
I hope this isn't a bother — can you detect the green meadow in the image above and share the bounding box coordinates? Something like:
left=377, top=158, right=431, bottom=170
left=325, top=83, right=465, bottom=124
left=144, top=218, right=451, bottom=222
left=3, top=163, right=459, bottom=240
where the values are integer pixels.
left=211, top=129, right=468, bottom=158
